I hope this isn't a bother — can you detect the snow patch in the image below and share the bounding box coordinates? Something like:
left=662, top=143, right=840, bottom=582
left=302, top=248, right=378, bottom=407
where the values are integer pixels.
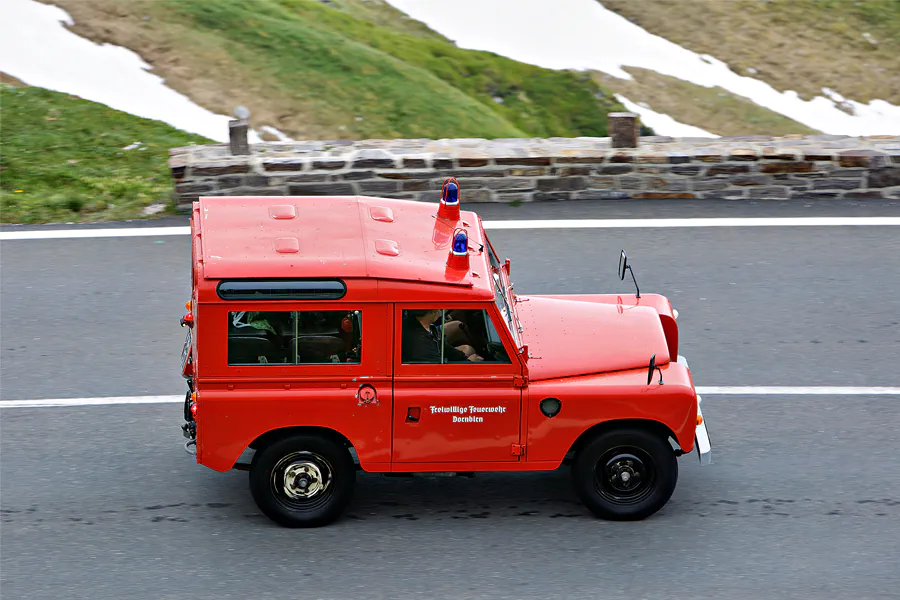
left=615, top=95, right=717, bottom=138
left=384, top=0, right=900, bottom=136
left=259, top=125, right=292, bottom=142
left=0, top=0, right=268, bottom=143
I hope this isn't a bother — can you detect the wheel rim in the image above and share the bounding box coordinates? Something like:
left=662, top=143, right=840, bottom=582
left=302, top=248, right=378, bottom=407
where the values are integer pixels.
left=592, top=446, right=656, bottom=506
left=270, top=451, right=335, bottom=512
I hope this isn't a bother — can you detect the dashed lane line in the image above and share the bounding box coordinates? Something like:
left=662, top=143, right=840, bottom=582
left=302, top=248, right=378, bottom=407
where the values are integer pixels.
left=2, top=387, right=899, bottom=408
left=2, top=217, right=900, bottom=240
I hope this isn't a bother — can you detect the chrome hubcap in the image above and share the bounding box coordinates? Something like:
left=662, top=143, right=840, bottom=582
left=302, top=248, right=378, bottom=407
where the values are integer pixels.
left=283, top=461, right=325, bottom=498
left=271, top=451, right=334, bottom=505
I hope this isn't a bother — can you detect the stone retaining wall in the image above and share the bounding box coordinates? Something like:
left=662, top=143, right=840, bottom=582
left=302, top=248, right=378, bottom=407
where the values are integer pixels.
left=169, top=135, right=900, bottom=211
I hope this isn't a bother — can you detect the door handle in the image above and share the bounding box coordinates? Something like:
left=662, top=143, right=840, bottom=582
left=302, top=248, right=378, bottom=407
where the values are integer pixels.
left=406, top=407, right=421, bottom=423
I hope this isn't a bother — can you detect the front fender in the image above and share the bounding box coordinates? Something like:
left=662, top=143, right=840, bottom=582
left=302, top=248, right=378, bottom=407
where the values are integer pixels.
left=523, top=362, right=697, bottom=464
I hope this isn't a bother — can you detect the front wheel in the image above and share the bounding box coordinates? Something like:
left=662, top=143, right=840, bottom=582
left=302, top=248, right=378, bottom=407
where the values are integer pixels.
left=572, top=427, right=677, bottom=521
left=249, top=433, right=356, bottom=528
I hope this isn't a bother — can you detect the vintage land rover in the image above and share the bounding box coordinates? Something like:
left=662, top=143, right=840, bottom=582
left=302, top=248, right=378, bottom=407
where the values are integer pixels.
left=180, top=180, right=711, bottom=528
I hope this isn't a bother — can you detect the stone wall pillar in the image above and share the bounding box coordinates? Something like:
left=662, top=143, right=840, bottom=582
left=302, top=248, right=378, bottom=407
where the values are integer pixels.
left=609, top=112, right=640, bottom=148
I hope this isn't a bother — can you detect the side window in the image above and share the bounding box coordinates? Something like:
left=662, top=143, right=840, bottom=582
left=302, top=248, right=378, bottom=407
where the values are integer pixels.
left=401, top=308, right=510, bottom=364
left=227, top=310, right=362, bottom=365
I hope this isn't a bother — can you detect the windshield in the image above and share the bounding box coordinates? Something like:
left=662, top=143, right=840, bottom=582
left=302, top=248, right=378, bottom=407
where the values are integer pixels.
left=484, top=230, right=521, bottom=346
left=492, top=272, right=516, bottom=334
left=485, top=234, right=501, bottom=269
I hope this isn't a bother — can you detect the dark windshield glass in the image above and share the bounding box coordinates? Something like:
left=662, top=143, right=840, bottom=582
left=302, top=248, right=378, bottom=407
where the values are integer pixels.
left=492, top=273, right=518, bottom=343
left=484, top=233, right=501, bottom=269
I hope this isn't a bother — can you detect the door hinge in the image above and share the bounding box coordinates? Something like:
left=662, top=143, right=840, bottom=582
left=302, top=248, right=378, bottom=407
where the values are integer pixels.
left=513, top=375, right=527, bottom=388
left=511, top=443, right=525, bottom=456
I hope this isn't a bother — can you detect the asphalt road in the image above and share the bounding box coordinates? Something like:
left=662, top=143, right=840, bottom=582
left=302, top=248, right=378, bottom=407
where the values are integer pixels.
left=2, top=199, right=900, bottom=600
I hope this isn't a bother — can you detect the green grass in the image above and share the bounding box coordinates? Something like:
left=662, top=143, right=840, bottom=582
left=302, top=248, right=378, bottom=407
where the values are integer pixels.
left=157, top=0, right=626, bottom=138
left=327, top=0, right=450, bottom=42
left=0, top=84, right=211, bottom=224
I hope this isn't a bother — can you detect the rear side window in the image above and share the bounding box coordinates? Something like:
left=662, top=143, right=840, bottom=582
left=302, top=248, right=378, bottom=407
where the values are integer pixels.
left=228, top=310, right=361, bottom=365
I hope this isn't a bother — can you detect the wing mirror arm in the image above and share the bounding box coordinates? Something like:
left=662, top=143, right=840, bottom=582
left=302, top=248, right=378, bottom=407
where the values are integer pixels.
left=618, top=250, right=640, bottom=298
left=647, top=353, right=664, bottom=385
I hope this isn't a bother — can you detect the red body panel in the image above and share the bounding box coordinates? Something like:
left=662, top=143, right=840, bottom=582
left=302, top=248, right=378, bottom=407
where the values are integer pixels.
left=196, top=380, right=394, bottom=472
left=183, top=196, right=699, bottom=474
left=515, top=295, right=670, bottom=381
left=195, top=195, right=493, bottom=295
left=391, top=377, right=522, bottom=463
left=524, top=365, right=698, bottom=462
left=538, top=293, right=678, bottom=360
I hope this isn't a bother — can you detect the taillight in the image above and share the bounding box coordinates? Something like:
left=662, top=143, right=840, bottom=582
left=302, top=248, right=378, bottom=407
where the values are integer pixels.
left=190, top=392, right=198, bottom=418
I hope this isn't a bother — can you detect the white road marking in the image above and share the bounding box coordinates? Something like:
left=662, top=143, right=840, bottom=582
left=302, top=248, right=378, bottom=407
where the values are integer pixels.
left=0, top=226, right=191, bottom=241
left=0, top=395, right=184, bottom=408
left=2, top=217, right=900, bottom=240
left=2, top=386, right=900, bottom=408
left=481, top=217, right=900, bottom=230
left=699, top=386, right=900, bottom=395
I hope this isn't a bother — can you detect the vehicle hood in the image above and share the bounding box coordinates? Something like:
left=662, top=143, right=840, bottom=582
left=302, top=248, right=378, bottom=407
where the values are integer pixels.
left=515, top=295, right=670, bottom=381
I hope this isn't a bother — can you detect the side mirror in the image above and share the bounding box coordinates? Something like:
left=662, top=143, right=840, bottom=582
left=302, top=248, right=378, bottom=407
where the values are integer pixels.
left=647, top=353, right=664, bottom=385
left=504, top=258, right=511, bottom=275
left=617, top=249, right=640, bottom=298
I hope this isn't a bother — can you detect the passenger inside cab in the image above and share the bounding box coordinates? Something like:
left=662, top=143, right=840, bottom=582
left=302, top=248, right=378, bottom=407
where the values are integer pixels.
left=401, top=309, right=484, bottom=363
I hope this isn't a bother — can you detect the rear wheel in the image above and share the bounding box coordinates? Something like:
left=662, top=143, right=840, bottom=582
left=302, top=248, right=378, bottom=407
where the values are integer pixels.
left=572, top=427, right=677, bottom=520
left=249, top=433, right=355, bottom=528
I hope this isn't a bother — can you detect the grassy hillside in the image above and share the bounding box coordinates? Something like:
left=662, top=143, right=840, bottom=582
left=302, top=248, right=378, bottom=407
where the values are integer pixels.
left=0, top=83, right=210, bottom=224
left=601, top=0, right=900, bottom=105
left=51, top=0, right=627, bottom=140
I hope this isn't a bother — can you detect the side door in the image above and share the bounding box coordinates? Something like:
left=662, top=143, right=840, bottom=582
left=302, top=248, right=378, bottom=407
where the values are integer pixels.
left=391, top=304, right=524, bottom=464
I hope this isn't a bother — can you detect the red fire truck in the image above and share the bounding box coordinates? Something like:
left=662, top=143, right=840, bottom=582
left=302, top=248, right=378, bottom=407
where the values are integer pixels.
left=180, top=180, right=712, bottom=527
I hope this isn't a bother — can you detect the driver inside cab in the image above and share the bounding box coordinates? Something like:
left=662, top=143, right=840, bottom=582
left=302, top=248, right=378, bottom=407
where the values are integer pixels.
left=402, top=309, right=484, bottom=363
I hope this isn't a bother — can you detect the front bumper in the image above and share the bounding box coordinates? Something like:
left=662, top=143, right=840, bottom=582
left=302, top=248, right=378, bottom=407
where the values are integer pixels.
left=695, top=395, right=712, bottom=465
left=677, top=355, right=712, bottom=465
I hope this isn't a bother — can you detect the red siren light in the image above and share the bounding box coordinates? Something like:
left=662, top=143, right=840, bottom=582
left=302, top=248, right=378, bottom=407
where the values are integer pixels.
left=437, top=177, right=461, bottom=220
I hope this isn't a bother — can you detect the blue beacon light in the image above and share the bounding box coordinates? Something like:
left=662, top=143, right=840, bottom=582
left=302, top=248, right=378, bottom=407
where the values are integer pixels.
left=451, top=230, right=468, bottom=256
left=442, top=181, right=459, bottom=205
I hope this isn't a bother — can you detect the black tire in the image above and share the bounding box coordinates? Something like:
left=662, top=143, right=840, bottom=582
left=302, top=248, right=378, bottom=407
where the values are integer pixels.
left=572, top=427, right=677, bottom=521
left=249, top=433, right=355, bottom=528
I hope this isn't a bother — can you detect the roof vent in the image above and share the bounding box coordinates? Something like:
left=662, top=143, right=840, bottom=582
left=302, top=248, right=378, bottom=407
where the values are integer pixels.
left=274, top=237, right=300, bottom=253
left=269, top=204, right=297, bottom=220
left=369, top=206, right=394, bottom=222
left=374, top=239, right=400, bottom=256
